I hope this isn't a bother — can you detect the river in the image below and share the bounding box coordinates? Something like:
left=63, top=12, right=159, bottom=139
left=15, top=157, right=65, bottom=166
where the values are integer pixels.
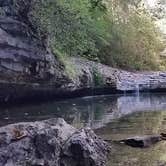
left=0, top=93, right=166, bottom=165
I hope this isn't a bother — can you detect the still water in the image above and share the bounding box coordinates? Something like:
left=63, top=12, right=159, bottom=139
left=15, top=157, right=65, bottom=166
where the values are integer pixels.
left=1, top=93, right=166, bottom=165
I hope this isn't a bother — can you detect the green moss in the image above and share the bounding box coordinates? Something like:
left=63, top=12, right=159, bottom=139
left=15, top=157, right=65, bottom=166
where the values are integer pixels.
left=0, top=8, right=5, bottom=16
left=30, top=0, right=108, bottom=59
left=55, top=50, right=77, bottom=80
left=92, top=67, right=104, bottom=87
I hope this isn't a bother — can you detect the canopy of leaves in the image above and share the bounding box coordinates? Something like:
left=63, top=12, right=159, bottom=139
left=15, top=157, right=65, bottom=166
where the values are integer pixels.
left=99, top=1, right=164, bottom=70
left=30, top=0, right=109, bottom=60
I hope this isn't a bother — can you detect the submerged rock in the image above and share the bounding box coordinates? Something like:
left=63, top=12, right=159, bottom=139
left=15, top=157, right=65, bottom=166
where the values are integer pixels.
left=120, top=135, right=162, bottom=148
left=0, top=118, right=110, bottom=166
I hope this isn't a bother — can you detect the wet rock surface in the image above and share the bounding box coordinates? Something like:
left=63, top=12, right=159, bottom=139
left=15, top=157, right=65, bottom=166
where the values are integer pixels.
left=119, top=135, right=162, bottom=148
left=68, top=57, right=166, bottom=93
left=117, top=71, right=166, bottom=92
left=0, top=118, right=110, bottom=166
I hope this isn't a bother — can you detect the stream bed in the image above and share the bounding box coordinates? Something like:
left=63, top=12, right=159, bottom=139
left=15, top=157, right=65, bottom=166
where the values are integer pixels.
left=0, top=93, right=166, bottom=165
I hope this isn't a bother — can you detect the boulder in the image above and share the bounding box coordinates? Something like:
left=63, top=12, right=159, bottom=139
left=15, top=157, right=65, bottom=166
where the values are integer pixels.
left=0, top=118, right=110, bottom=166
left=61, top=128, right=109, bottom=166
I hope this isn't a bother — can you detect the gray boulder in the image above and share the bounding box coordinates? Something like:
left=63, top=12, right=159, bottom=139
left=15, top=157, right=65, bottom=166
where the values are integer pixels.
left=61, top=128, right=109, bottom=166
left=0, top=118, right=110, bottom=166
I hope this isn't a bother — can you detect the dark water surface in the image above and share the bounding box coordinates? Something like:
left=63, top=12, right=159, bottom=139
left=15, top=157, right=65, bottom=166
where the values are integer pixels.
left=1, top=93, right=166, bottom=165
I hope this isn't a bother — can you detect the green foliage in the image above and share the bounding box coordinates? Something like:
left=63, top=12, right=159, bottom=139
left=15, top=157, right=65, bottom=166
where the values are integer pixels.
left=31, top=0, right=108, bottom=59
left=0, top=8, right=5, bottom=16
left=26, top=0, right=164, bottom=71
left=53, top=48, right=77, bottom=79
left=92, top=67, right=103, bottom=86
left=98, top=1, right=164, bottom=70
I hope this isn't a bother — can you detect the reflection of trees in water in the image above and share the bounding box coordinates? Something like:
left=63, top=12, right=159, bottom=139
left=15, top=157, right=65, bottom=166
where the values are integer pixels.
left=1, top=95, right=166, bottom=166
left=107, top=140, right=166, bottom=166
left=106, top=111, right=166, bottom=166
left=99, top=111, right=166, bottom=166
left=0, top=93, right=166, bottom=130
left=96, top=111, right=166, bottom=140
left=0, top=96, right=118, bottom=128
left=70, top=97, right=118, bottom=128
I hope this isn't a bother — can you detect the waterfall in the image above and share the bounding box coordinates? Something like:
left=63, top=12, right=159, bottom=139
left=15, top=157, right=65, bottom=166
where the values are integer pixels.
left=123, top=89, right=127, bottom=96
left=136, top=84, right=140, bottom=96
left=135, top=84, right=140, bottom=102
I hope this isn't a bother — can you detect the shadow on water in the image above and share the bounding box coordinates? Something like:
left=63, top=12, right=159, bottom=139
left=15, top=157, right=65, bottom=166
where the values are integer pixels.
left=1, top=93, right=166, bottom=165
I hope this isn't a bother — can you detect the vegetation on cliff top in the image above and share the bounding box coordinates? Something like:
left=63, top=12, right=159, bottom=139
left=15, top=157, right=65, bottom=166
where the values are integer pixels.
left=12, top=0, right=165, bottom=71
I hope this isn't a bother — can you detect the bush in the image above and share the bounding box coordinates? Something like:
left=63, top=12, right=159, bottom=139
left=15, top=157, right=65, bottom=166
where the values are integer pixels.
left=92, top=66, right=104, bottom=86
left=98, top=2, right=164, bottom=70
left=30, top=0, right=109, bottom=60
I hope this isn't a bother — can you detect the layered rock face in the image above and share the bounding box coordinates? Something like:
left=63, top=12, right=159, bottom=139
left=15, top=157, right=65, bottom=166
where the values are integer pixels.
left=117, top=71, right=166, bottom=91
left=0, top=118, right=109, bottom=166
left=64, top=57, right=118, bottom=92
left=0, top=17, right=61, bottom=82
left=67, top=57, right=166, bottom=93
left=0, top=0, right=65, bottom=83
left=0, top=0, right=70, bottom=103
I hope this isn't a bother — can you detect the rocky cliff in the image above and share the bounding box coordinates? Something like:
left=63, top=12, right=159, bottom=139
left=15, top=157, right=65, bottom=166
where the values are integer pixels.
left=0, top=0, right=116, bottom=103
left=0, top=0, right=69, bottom=103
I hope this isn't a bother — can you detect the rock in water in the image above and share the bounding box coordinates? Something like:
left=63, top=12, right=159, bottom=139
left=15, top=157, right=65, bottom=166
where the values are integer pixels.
left=0, top=118, right=110, bottom=166
left=61, top=128, right=109, bottom=166
left=121, top=135, right=162, bottom=148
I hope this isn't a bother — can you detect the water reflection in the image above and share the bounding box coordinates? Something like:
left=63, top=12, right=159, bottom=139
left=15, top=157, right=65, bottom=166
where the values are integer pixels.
left=0, top=93, right=166, bottom=129
left=1, top=93, right=166, bottom=165
left=96, top=111, right=166, bottom=140
left=96, top=111, right=166, bottom=166
left=0, top=95, right=117, bottom=128
left=107, top=141, right=166, bottom=166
